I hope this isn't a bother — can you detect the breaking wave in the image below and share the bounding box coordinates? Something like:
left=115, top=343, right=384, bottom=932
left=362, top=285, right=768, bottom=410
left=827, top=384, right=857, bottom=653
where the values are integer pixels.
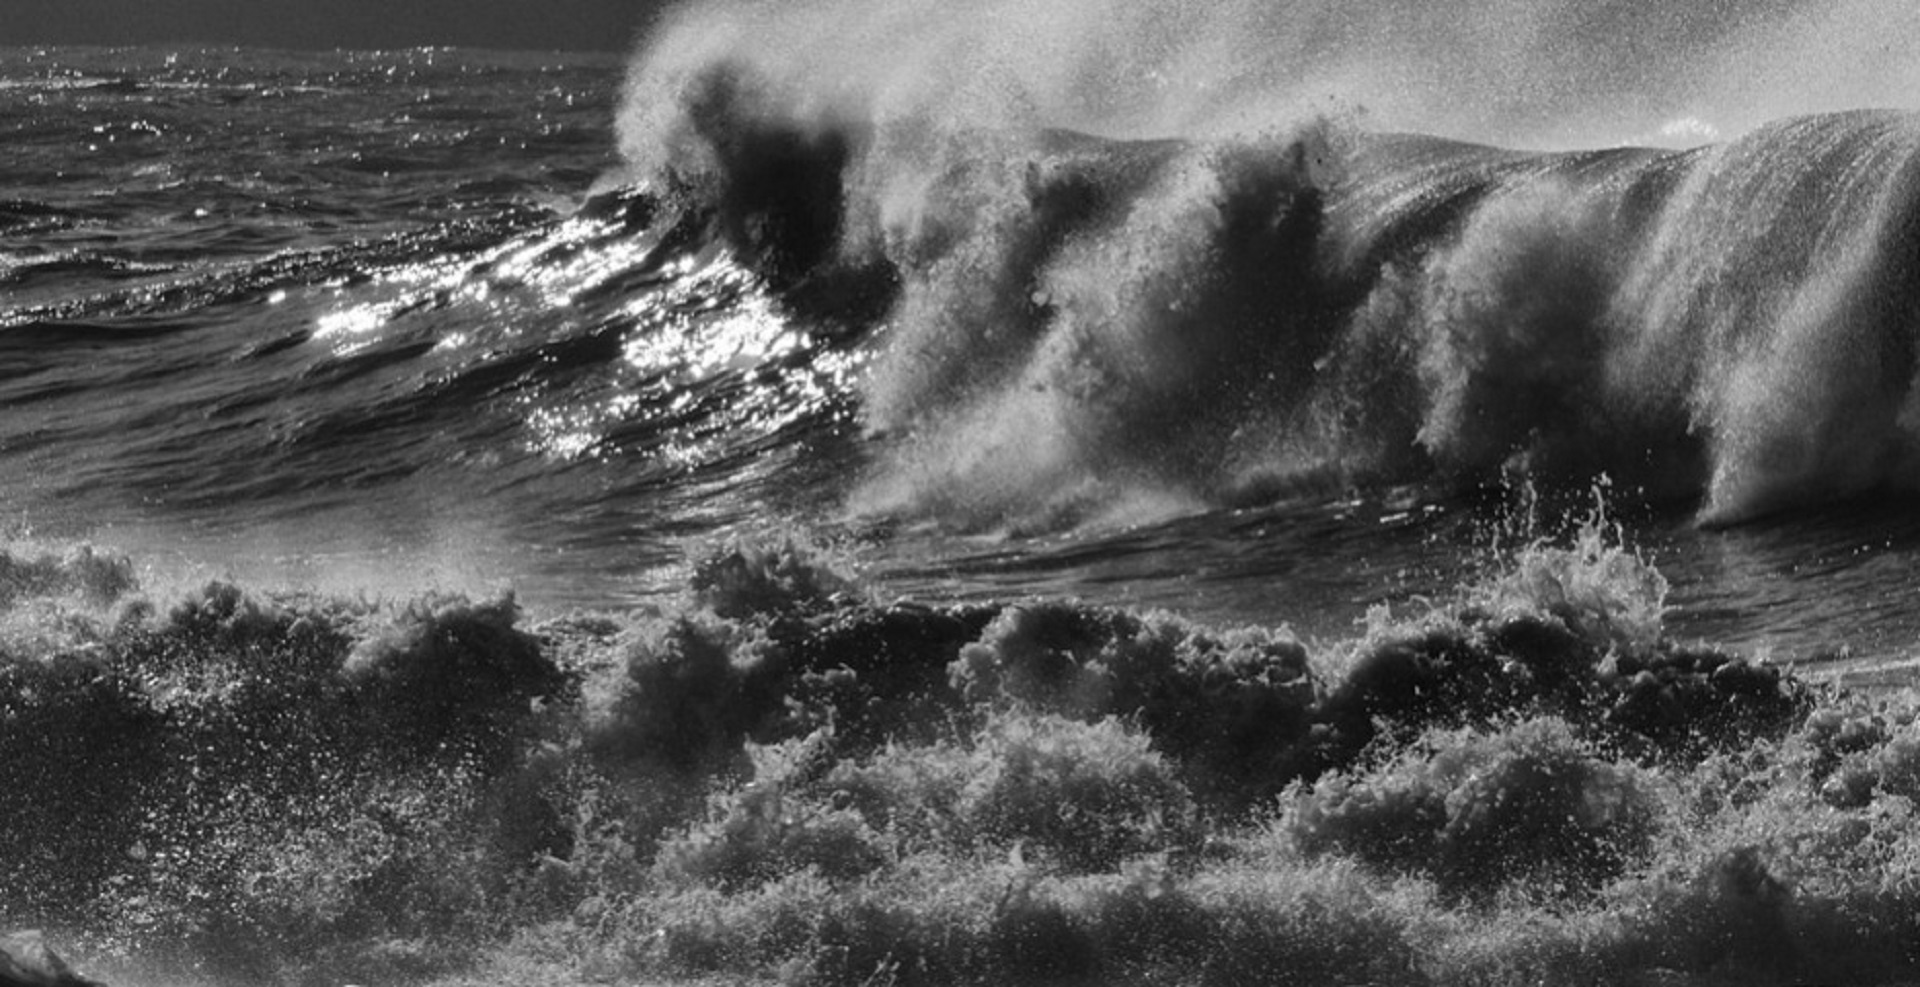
left=10, top=523, right=1920, bottom=987
left=609, top=0, right=1920, bottom=530
left=17, top=14, right=1920, bottom=985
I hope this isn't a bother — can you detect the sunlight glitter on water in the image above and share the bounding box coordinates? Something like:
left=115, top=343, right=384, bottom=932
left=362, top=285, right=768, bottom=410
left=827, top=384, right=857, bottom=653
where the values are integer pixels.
left=622, top=276, right=807, bottom=380
left=312, top=302, right=390, bottom=355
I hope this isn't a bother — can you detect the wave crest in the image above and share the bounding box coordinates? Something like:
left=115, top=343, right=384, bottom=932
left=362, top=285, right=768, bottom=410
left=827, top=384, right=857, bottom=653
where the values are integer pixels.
left=614, top=6, right=1920, bottom=528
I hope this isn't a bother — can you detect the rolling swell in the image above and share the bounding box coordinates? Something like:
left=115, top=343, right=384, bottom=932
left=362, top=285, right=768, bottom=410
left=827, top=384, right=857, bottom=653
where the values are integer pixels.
left=623, top=52, right=1920, bottom=528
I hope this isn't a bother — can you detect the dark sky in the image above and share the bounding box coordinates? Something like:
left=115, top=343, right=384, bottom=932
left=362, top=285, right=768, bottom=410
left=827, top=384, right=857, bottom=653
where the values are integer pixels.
left=9, top=0, right=671, bottom=52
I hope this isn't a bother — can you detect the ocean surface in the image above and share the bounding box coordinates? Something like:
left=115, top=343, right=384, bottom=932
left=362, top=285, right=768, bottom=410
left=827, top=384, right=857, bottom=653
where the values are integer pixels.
left=11, top=6, right=1920, bottom=984
left=6, top=45, right=1920, bottom=673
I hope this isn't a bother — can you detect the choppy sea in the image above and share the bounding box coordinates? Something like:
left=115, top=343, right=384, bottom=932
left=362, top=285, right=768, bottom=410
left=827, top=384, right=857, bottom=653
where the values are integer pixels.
left=8, top=44, right=1920, bottom=672
left=12, top=7, right=1920, bottom=983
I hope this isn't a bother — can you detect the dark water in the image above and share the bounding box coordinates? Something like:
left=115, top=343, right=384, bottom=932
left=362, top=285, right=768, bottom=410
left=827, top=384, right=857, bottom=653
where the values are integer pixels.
left=5, top=45, right=1920, bottom=670
left=12, top=21, right=1920, bottom=986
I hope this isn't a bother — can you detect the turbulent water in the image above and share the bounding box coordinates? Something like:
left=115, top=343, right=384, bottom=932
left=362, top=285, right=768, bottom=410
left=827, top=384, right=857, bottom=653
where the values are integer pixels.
left=12, top=4, right=1920, bottom=984
left=10, top=35, right=1920, bottom=666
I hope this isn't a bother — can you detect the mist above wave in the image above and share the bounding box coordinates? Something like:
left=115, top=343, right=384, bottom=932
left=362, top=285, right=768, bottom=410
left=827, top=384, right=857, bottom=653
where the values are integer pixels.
left=613, top=0, right=1920, bottom=152
left=608, top=0, right=1920, bottom=531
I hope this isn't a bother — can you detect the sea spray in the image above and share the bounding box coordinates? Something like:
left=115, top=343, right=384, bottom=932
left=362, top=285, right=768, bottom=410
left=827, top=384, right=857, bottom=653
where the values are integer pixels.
left=1469, top=481, right=1671, bottom=654
left=614, top=0, right=1920, bottom=155
left=0, top=555, right=578, bottom=984
left=617, top=5, right=1920, bottom=529
left=2, top=517, right=1863, bottom=986
left=19, top=31, right=1920, bottom=987
left=484, top=529, right=1828, bottom=985
left=1285, top=717, right=1664, bottom=902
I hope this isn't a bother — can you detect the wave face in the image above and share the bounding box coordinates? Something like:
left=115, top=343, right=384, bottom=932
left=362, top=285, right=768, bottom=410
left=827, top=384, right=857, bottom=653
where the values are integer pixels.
left=9, top=39, right=1920, bottom=655
left=616, top=10, right=1920, bottom=528
left=0, top=46, right=867, bottom=609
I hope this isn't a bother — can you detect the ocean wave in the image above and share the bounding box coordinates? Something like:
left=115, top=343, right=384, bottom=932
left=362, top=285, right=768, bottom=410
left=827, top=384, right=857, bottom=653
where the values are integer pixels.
left=609, top=28, right=1920, bottom=529
left=14, top=29, right=1920, bottom=987
left=8, top=526, right=1919, bottom=986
